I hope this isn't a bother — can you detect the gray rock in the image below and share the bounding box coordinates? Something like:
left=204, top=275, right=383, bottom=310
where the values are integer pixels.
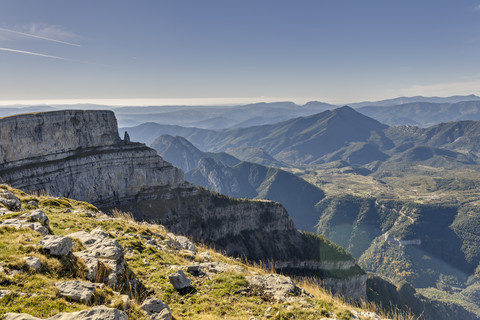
left=28, top=210, right=49, bottom=227
left=187, top=262, right=245, bottom=276
left=4, top=305, right=128, bottom=320
left=246, top=274, right=298, bottom=302
left=1, top=219, right=49, bottom=236
left=141, top=297, right=172, bottom=320
left=69, top=228, right=125, bottom=287
left=168, top=270, right=191, bottom=289
left=55, top=280, right=96, bottom=303
left=0, top=189, right=21, bottom=211
left=24, top=256, right=41, bottom=272
left=26, top=200, right=39, bottom=208
left=198, top=251, right=212, bottom=261
left=0, top=207, right=14, bottom=215
left=40, top=235, right=73, bottom=256
left=166, top=233, right=197, bottom=253
left=31, top=222, right=49, bottom=236
left=0, top=289, right=12, bottom=298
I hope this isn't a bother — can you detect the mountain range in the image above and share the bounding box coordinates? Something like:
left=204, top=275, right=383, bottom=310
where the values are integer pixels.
left=150, top=134, right=325, bottom=232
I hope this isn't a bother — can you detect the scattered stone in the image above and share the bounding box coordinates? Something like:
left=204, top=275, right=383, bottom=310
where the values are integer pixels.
left=0, top=189, right=21, bottom=211
left=350, top=310, right=382, bottom=320
left=4, top=305, right=128, bottom=320
left=0, top=208, right=14, bottom=215
left=55, top=280, right=96, bottom=304
left=146, top=239, right=157, bottom=246
left=166, top=233, right=196, bottom=253
left=169, top=270, right=192, bottom=290
left=1, top=219, right=49, bottom=236
left=26, top=200, right=39, bottom=208
left=186, top=265, right=206, bottom=277
left=24, top=256, right=41, bottom=272
left=198, top=251, right=212, bottom=261
left=265, top=306, right=273, bottom=318
left=0, top=289, right=12, bottom=298
left=247, top=274, right=300, bottom=302
left=10, top=269, right=23, bottom=277
left=187, top=261, right=245, bottom=276
left=40, top=235, right=73, bottom=256
left=27, top=210, right=49, bottom=226
left=141, top=297, right=172, bottom=320
left=69, top=228, right=126, bottom=287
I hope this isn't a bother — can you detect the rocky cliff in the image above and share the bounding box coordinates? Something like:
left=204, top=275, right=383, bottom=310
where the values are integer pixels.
left=0, top=110, right=366, bottom=300
left=0, top=110, right=184, bottom=205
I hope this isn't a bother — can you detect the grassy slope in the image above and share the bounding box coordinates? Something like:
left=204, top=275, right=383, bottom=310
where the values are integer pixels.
left=0, top=185, right=405, bottom=320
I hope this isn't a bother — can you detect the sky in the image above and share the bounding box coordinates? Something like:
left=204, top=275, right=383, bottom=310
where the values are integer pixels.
left=1, top=0, right=480, bottom=106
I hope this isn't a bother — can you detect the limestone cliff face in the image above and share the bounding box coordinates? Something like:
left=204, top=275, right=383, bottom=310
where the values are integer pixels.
left=0, top=110, right=119, bottom=164
left=0, top=110, right=366, bottom=300
left=0, top=110, right=184, bottom=205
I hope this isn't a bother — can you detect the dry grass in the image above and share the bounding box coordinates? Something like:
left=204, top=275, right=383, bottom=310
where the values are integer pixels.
left=110, top=208, right=136, bottom=223
left=296, top=277, right=421, bottom=320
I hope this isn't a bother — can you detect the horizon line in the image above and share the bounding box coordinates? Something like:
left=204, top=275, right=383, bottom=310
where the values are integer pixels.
left=0, top=94, right=478, bottom=108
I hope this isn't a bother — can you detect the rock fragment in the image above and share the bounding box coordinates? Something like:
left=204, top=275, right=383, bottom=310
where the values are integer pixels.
left=141, top=297, right=172, bottom=320
left=4, top=305, right=128, bottom=320
left=24, top=256, right=41, bottom=272
left=166, top=233, right=196, bottom=253
left=40, top=235, right=73, bottom=256
left=55, top=280, right=96, bottom=304
left=0, top=189, right=21, bottom=211
left=169, top=270, right=191, bottom=289
left=246, top=274, right=299, bottom=302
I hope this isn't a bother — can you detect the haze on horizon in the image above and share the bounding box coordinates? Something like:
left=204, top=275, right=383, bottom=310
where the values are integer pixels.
left=1, top=0, right=480, bottom=105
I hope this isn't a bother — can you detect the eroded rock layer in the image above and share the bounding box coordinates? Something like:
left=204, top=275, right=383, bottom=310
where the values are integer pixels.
left=0, top=110, right=184, bottom=205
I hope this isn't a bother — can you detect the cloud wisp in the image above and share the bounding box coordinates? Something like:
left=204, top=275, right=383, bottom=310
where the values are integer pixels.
left=0, top=27, right=80, bottom=47
left=0, top=47, right=71, bottom=61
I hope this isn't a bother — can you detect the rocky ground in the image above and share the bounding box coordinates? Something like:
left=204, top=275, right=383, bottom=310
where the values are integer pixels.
left=0, top=185, right=398, bottom=319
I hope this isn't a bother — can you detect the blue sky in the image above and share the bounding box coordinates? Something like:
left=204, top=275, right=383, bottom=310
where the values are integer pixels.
left=1, top=0, right=480, bottom=105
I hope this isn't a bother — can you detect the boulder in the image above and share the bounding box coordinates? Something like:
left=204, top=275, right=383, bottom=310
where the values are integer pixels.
left=246, top=274, right=298, bottom=302
left=69, top=228, right=125, bottom=287
left=4, top=305, right=128, bottom=320
left=27, top=210, right=49, bottom=227
left=0, top=189, right=21, bottom=211
left=40, top=235, right=73, bottom=256
left=55, top=280, right=96, bottom=303
left=24, top=256, right=41, bottom=272
left=140, top=297, right=172, bottom=320
left=166, top=233, right=196, bottom=253
left=168, top=270, right=191, bottom=289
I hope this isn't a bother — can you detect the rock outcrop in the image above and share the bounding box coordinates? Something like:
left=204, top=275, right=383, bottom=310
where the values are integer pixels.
left=55, top=280, right=96, bottom=303
left=4, top=306, right=128, bottom=320
left=0, top=110, right=184, bottom=206
left=69, top=228, right=126, bottom=287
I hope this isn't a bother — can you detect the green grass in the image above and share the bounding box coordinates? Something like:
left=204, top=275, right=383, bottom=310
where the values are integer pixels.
left=0, top=185, right=418, bottom=319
